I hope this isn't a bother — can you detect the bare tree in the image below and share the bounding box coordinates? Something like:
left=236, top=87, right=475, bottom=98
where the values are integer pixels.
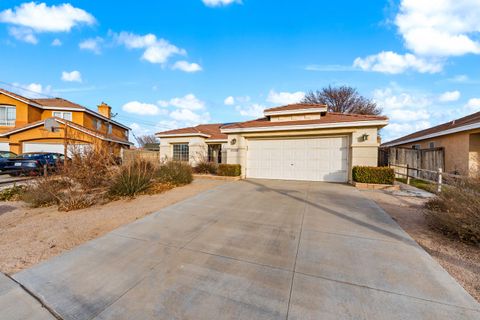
left=301, top=85, right=382, bottom=115
left=135, top=134, right=158, bottom=148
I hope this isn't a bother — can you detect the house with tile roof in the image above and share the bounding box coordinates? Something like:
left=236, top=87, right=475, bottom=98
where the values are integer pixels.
left=382, top=111, right=480, bottom=177
left=156, top=104, right=388, bottom=182
left=0, top=88, right=132, bottom=156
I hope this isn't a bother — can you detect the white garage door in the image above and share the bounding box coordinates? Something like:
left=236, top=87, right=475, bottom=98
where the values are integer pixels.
left=247, top=137, right=348, bottom=182
left=0, top=142, right=9, bottom=151
left=23, top=143, right=90, bottom=156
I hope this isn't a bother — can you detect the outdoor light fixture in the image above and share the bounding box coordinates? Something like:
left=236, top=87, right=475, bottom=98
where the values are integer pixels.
left=361, top=133, right=369, bottom=141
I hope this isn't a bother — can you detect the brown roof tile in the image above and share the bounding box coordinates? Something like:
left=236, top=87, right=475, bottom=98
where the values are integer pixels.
left=156, top=123, right=230, bottom=140
left=221, top=112, right=388, bottom=130
left=33, top=98, right=86, bottom=110
left=0, top=88, right=41, bottom=106
left=383, top=111, right=480, bottom=146
left=264, top=103, right=327, bottom=112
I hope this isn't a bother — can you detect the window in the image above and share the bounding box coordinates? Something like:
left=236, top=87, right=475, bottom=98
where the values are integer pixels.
left=0, top=105, right=16, bottom=126
left=208, top=144, right=222, bottom=163
left=412, top=144, right=421, bottom=150
left=107, top=124, right=112, bottom=134
left=95, top=119, right=102, bottom=131
left=173, top=144, right=189, bottom=162
left=429, top=142, right=436, bottom=148
left=53, top=111, right=72, bottom=121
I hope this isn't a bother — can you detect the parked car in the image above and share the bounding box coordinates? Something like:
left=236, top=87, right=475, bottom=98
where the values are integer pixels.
left=0, top=151, right=17, bottom=171
left=4, top=152, right=66, bottom=176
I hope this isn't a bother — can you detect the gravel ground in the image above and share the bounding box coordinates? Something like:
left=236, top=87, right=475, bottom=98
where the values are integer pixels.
left=363, top=188, right=480, bottom=302
left=0, top=178, right=229, bottom=275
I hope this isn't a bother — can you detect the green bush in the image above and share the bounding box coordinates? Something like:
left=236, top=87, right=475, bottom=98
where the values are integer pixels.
left=0, top=185, right=27, bottom=201
left=217, top=164, right=241, bottom=177
left=156, top=161, right=193, bottom=186
left=352, top=166, right=394, bottom=185
left=194, top=161, right=218, bottom=174
left=109, top=159, right=156, bottom=197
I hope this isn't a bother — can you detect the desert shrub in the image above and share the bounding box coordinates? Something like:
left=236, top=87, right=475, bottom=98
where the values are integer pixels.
left=62, top=147, right=116, bottom=189
left=194, top=161, right=218, bottom=174
left=425, top=178, right=480, bottom=244
left=156, top=161, right=193, bottom=186
left=21, top=177, right=71, bottom=208
left=109, top=159, right=156, bottom=197
left=0, top=185, right=27, bottom=201
left=352, top=166, right=394, bottom=185
left=217, top=164, right=241, bottom=177
left=58, top=191, right=97, bottom=212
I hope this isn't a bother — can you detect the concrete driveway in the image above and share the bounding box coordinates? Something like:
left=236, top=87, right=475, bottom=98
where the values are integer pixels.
left=9, top=180, right=480, bottom=319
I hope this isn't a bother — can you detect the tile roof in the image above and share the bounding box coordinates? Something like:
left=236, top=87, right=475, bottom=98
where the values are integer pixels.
left=221, top=112, right=388, bottom=130
left=0, top=88, right=41, bottom=106
left=156, top=123, right=230, bottom=140
left=383, top=111, right=480, bottom=146
left=0, top=117, right=131, bottom=145
left=33, top=98, right=86, bottom=110
left=264, top=103, right=327, bottom=112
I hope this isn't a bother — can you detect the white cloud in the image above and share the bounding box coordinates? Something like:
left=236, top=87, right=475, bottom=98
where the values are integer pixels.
left=61, top=70, right=82, bottom=83
left=51, top=38, right=62, bottom=46
left=10, top=82, right=52, bottom=98
left=0, top=2, right=95, bottom=43
left=130, top=122, right=153, bottom=137
left=395, top=0, right=480, bottom=57
left=172, top=60, right=202, bottom=73
left=353, top=51, right=443, bottom=74
left=465, top=98, right=480, bottom=112
left=8, top=26, right=37, bottom=44
left=122, top=101, right=165, bottom=116
left=448, top=75, right=469, bottom=83
left=79, top=37, right=103, bottom=54
left=224, top=96, right=235, bottom=105
left=439, top=90, right=460, bottom=102
left=202, top=0, right=241, bottom=7
left=388, top=109, right=430, bottom=122
left=267, top=90, right=305, bottom=105
left=158, top=94, right=205, bottom=110
left=169, top=109, right=210, bottom=125
left=386, top=121, right=432, bottom=137
left=114, top=31, right=186, bottom=65
left=235, top=103, right=266, bottom=117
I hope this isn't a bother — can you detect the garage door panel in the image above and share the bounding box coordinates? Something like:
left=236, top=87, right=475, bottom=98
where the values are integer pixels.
left=247, top=137, right=348, bottom=182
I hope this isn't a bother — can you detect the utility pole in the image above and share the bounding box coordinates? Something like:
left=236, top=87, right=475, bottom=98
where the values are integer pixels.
left=63, top=121, right=68, bottom=168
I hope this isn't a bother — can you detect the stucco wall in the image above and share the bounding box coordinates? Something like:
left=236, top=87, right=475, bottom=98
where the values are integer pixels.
left=395, top=130, right=480, bottom=175
left=270, top=113, right=321, bottom=122
left=225, top=126, right=380, bottom=179
left=159, top=136, right=227, bottom=166
left=469, top=133, right=480, bottom=177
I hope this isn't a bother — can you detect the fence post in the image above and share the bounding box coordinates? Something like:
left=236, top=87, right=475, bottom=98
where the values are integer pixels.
left=43, top=164, right=48, bottom=176
left=406, top=164, right=410, bottom=185
left=437, top=168, right=442, bottom=193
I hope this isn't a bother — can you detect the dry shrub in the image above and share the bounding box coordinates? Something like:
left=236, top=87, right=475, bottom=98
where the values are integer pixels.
left=194, top=161, right=218, bottom=174
left=21, top=177, right=72, bottom=208
left=58, top=191, right=97, bottom=212
left=62, top=146, right=117, bottom=189
left=0, top=185, right=27, bottom=201
left=156, top=161, right=193, bottom=186
left=141, top=181, right=174, bottom=195
left=425, top=177, right=480, bottom=244
left=109, top=159, right=156, bottom=197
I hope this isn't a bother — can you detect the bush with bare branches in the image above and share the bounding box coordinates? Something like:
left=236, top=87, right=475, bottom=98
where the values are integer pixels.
left=425, top=177, right=480, bottom=244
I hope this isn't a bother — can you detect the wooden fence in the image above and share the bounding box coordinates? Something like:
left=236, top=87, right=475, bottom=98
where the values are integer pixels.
left=379, top=147, right=444, bottom=181
left=122, top=149, right=159, bottom=164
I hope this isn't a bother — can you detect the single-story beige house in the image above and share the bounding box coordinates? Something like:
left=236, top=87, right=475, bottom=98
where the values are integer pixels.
left=156, top=104, right=388, bottom=182
left=382, top=111, right=480, bottom=177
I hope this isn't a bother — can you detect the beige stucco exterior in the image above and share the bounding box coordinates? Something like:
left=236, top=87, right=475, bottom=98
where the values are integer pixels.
left=158, top=125, right=382, bottom=181
left=395, top=129, right=480, bottom=177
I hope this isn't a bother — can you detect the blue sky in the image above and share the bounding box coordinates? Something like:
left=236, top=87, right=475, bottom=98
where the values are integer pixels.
left=1, top=0, right=480, bottom=142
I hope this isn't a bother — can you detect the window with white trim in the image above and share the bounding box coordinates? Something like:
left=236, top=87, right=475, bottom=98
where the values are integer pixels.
left=107, top=123, right=112, bottom=134
left=173, top=144, right=189, bottom=162
left=94, top=119, right=102, bottom=131
left=0, top=105, right=16, bottom=126
left=53, top=111, right=72, bottom=121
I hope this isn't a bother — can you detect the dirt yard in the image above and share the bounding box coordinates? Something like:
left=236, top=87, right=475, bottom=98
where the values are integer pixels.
left=0, top=178, right=228, bottom=275
left=363, top=188, right=480, bottom=302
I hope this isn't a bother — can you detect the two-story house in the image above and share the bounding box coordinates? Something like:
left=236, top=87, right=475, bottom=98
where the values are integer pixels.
left=0, top=88, right=131, bottom=156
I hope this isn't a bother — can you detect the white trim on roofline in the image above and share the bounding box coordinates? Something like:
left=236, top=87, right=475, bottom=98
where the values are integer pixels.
left=206, top=139, right=228, bottom=143
left=264, top=107, right=327, bottom=117
left=0, top=91, right=131, bottom=130
left=156, top=133, right=211, bottom=138
left=221, top=120, right=388, bottom=133
left=382, top=122, right=480, bottom=147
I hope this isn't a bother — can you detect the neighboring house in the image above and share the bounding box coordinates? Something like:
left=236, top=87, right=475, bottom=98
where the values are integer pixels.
left=0, top=88, right=131, bottom=155
left=156, top=104, right=388, bottom=182
left=382, top=111, right=480, bottom=177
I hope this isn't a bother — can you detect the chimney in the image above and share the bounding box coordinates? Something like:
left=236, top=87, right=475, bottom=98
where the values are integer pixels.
left=97, top=102, right=111, bottom=118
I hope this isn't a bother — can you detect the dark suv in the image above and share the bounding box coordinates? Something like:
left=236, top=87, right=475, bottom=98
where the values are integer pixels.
left=5, top=152, right=66, bottom=176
